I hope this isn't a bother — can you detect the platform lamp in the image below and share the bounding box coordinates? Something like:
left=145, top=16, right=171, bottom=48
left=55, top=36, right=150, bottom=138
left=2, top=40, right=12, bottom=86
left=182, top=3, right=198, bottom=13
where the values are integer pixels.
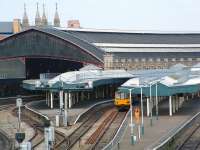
left=129, top=88, right=136, bottom=145
left=138, top=86, right=144, bottom=135
left=148, top=79, right=161, bottom=126
left=44, top=119, right=55, bottom=150
left=15, top=96, right=25, bottom=149
left=59, top=75, right=68, bottom=127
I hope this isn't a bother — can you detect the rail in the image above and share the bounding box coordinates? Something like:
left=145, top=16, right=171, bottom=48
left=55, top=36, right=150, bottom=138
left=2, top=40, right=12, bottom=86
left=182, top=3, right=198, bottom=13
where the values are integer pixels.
left=24, top=105, right=50, bottom=121
left=0, top=95, right=42, bottom=100
left=0, top=129, right=14, bottom=150
left=102, top=109, right=131, bottom=150
left=73, top=99, right=113, bottom=124
left=148, top=111, right=200, bottom=150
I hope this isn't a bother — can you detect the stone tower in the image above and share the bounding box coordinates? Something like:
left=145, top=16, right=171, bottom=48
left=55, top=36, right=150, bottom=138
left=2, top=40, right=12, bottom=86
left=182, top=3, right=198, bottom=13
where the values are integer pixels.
left=54, top=3, right=60, bottom=27
left=22, top=3, right=29, bottom=29
left=35, top=3, right=41, bottom=26
left=41, top=4, right=48, bottom=26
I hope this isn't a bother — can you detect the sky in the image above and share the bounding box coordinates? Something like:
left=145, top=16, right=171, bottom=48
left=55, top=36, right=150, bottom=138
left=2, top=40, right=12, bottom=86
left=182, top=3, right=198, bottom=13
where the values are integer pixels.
left=1, top=0, right=200, bottom=31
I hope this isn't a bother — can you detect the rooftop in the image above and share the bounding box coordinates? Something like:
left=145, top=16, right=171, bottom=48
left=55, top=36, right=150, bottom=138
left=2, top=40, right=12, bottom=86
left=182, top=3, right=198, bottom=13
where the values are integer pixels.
left=57, top=27, right=200, bottom=45
left=0, top=22, right=13, bottom=33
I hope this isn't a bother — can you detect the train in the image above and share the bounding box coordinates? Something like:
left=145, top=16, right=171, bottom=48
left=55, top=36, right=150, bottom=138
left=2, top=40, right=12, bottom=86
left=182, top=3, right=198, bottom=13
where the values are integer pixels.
left=114, top=91, right=140, bottom=109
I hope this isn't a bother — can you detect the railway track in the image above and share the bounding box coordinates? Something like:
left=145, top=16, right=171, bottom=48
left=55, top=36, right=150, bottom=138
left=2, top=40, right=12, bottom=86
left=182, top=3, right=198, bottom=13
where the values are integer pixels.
left=0, top=104, right=15, bottom=111
left=10, top=100, right=115, bottom=150
left=178, top=122, right=200, bottom=150
left=18, top=107, right=67, bottom=150
left=84, top=109, right=127, bottom=150
left=174, top=112, right=200, bottom=150
left=58, top=103, right=114, bottom=150
left=0, top=104, right=15, bottom=150
left=0, top=95, right=44, bottom=150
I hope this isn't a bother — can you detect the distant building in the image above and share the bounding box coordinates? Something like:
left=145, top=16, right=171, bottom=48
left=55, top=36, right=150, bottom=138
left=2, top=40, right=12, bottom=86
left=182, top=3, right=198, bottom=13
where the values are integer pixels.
left=54, top=3, right=60, bottom=27
left=0, top=21, right=20, bottom=38
left=35, top=3, right=41, bottom=27
left=41, top=4, right=48, bottom=27
left=22, top=4, right=29, bottom=29
left=67, top=20, right=80, bottom=28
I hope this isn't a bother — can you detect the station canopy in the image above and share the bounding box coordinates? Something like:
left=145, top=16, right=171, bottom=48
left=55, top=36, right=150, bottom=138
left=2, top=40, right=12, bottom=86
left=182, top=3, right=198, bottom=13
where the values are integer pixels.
left=23, top=69, right=134, bottom=91
left=119, top=64, right=200, bottom=96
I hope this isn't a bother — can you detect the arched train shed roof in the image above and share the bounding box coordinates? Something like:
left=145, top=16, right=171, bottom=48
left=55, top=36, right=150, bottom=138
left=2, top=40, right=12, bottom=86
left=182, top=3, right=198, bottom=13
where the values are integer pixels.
left=0, top=27, right=104, bottom=65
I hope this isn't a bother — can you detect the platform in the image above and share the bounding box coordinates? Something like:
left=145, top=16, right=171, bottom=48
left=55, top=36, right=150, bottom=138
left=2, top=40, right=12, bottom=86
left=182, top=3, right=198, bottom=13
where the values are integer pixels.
left=119, top=97, right=200, bottom=150
left=28, top=99, right=112, bottom=125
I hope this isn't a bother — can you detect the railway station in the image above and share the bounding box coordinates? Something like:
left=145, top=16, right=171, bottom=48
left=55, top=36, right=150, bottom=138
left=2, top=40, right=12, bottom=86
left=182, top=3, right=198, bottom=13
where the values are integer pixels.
left=19, top=62, right=200, bottom=149
left=0, top=3, right=200, bottom=149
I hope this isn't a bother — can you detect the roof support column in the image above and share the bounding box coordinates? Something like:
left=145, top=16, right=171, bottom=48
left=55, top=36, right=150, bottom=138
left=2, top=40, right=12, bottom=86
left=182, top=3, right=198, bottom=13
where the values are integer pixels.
left=47, top=92, right=50, bottom=107
left=95, top=88, right=97, bottom=99
left=169, top=96, right=172, bottom=116
left=102, top=87, right=105, bottom=99
left=87, top=92, right=90, bottom=101
left=179, top=96, right=184, bottom=108
left=46, top=91, right=48, bottom=105
left=172, top=96, right=176, bottom=114
left=59, top=90, right=64, bottom=114
left=76, top=92, right=79, bottom=103
left=81, top=92, right=84, bottom=101
left=192, top=93, right=194, bottom=99
left=64, top=92, right=68, bottom=126
left=175, top=95, right=179, bottom=112
left=146, top=97, right=150, bottom=117
left=50, top=92, right=54, bottom=109
left=186, top=95, right=189, bottom=101
left=68, top=92, right=72, bottom=108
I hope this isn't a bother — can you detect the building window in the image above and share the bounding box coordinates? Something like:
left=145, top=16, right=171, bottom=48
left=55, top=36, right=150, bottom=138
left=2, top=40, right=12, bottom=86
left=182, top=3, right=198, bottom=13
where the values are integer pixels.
left=196, top=58, right=200, bottom=61
left=172, top=58, right=176, bottom=62
left=188, top=58, right=193, bottom=61
left=156, top=58, right=161, bottom=62
left=120, top=58, right=125, bottom=63
left=134, top=58, right=139, bottom=62
left=128, top=58, right=132, bottom=62
left=141, top=58, right=146, bottom=62
left=114, top=59, right=119, bottom=63
left=148, top=58, right=153, bottom=62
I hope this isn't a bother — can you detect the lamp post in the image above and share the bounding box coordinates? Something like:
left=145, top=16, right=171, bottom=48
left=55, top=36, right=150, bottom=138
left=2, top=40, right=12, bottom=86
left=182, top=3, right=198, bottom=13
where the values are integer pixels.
left=59, top=76, right=68, bottom=126
left=139, top=87, right=144, bottom=135
left=16, top=97, right=22, bottom=132
left=148, top=80, right=161, bottom=126
left=149, top=84, right=153, bottom=126
left=156, top=83, right=158, bottom=120
left=129, top=88, right=135, bottom=145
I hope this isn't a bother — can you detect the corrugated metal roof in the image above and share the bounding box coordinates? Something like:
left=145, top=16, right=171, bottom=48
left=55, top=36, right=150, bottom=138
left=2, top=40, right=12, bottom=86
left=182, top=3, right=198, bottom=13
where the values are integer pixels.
left=0, top=22, right=13, bottom=33
left=64, top=30, right=200, bottom=44
left=31, top=27, right=105, bottom=62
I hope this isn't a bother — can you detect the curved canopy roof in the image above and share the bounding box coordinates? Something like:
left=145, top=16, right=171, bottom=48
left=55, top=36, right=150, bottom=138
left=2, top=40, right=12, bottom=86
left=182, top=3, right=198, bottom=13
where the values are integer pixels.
left=0, top=27, right=104, bottom=65
left=120, top=64, right=200, bottom=96
left=23, top=69, right=134, bottom=91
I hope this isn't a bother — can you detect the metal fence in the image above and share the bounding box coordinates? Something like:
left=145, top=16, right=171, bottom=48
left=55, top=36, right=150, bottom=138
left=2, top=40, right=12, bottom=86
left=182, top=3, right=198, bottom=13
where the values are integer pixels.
left=147, top=111, right=200, bottom=150
left=103, top=109, right=131, bottom=150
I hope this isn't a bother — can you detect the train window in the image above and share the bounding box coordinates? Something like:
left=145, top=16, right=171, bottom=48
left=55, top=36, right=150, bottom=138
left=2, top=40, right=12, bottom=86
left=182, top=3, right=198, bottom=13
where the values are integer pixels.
left=121, top=93, right=125, bottom=99
left=115, top=92, right=120, bottom=99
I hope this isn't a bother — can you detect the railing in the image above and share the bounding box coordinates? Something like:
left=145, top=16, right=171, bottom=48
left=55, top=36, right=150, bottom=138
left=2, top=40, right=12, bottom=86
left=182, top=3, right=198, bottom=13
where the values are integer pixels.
left=40, top=73, right=60, bottom=80
left=73, top=99, right=113, bottom=124
left=103, top=109, right=131, bottom=150
left=0, top=95, right=42, bottom=100
left=148, top=111, right=200, bottom=150
left=0, top=73, right=25, bottom=79
left=24, top=104, right=50, bottom=121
